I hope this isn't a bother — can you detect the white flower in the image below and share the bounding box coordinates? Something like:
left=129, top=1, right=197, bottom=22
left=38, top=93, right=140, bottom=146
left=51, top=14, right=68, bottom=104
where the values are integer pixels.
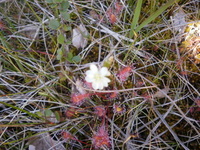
left=85, top=64, right=111, bottom=90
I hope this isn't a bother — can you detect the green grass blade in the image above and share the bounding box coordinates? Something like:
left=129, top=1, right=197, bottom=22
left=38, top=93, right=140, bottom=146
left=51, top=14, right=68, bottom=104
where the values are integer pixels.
left=129, top=0, right=143, bottom=38
left=135, top=0, right=180, bottom=32
left=0, top=101, right=45, bottom=121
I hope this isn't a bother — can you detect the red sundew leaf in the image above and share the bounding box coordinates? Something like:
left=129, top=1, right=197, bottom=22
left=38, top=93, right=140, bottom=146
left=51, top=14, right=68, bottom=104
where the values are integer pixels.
left=109, top=13, right=117, bottom=24
left=71, top=93, right=91, bottom=106
left=62, top=131, right=74, bottom=140
left=115, top=1, right=123, bottom=15
left=106, top=8, right=117, bottom=24
left=113, top=103, right=126, bottom=114
left=92, top=125, right=110, bottom=149
left=65, top=107, right=78, bottom=118
left=107, top=90, right=118, bottom=100
left=94, top=106, right=106, bottom=117
left=117, top=66, right=133, bottom=82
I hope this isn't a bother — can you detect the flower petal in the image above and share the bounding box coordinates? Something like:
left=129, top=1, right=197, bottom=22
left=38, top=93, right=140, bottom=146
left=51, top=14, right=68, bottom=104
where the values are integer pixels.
left=85, top=70, right=94, bottom=78
left=102, top=77, right=110, bottom=87
left=97, top=81, right=104, bottom=90
left=100, top=67, right=110, bottom=76
left=92, top=82, right=100, bottom=90
left=90, top=64, right=98, bottom=73
left=85, top=76, right=95, bottom=82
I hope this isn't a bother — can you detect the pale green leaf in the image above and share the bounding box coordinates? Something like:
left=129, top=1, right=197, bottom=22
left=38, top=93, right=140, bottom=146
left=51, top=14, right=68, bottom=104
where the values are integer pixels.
left=44, top=109, right=53, bottom=117
left=60, top=11, right=71, bottom=21
left=49, top=19, right=60, bottom=29
left=67, top=52, right=73, bottom=59
left=63, top=24, right=71, bottom=31
left=56, top=48, right=63, bottom=60
left=72, top=55, right=81, bottom=63
left=57, top=34, right=65, bottom=44
left=60, top=0, right=69, bottom=11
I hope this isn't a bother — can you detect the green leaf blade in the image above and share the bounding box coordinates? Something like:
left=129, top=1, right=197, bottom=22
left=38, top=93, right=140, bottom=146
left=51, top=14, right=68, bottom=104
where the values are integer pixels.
left=135, top=0, right=181, bottom=32
left=129, top=0, right=143, bottom=38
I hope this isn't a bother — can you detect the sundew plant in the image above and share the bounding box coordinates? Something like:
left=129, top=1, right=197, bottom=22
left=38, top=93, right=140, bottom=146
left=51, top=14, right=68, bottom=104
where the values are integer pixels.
left=0, top=0, right=200, bottom=149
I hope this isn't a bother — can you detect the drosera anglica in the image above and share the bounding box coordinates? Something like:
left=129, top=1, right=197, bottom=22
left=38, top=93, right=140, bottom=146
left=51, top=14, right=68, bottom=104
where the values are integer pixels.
left=113, top=103, right=126, bottom=115
left=106, top=89, right=119, bottom=100
left=94, top=105, right=106, bottom=117
left=92, top=125, right=111, bottom=149
left=106, top=8, right=117, bottom=24
left=117, top=65, right=135, bottom=82
left=62, top=131, right=75, bottom=141
left=115, top=1, right=124, bottom=14
left=65, top=107, right=78, bottom=118
left=62, top=130, right=90, bottom=146
left=71, top=93, right=91, bottom=106
left=83, top=79, right=94, bottom=90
